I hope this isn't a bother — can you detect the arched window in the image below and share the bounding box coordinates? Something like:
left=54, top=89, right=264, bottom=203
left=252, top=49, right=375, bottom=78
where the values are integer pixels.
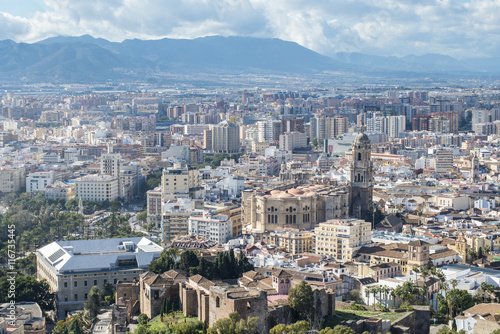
left=216, top=297, right=220, bottom=307
left=358, top=152, right=362, bottom=161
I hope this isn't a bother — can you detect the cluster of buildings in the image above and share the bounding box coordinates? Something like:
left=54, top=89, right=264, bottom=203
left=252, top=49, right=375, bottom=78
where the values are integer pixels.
left=6, top=85, right=500, bottom=333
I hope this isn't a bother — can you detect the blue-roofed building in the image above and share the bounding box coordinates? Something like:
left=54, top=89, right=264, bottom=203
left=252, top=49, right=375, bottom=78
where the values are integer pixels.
left=36, top=237, right=163, bottom=319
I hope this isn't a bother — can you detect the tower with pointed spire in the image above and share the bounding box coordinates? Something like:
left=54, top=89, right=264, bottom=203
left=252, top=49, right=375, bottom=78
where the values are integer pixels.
left=349, top=126, right=373, bottom=220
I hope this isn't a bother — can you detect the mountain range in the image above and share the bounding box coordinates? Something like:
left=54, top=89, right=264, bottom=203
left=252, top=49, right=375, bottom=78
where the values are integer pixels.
left=0, top=34, right=498, bottom=83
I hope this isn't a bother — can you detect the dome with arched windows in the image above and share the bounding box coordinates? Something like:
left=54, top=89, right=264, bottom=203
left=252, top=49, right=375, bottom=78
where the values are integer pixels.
left=353, top=130, right=370, bottom=148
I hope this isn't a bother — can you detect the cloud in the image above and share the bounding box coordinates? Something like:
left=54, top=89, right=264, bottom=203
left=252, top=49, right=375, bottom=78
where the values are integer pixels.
left=0, top=0, right=500, bottom=58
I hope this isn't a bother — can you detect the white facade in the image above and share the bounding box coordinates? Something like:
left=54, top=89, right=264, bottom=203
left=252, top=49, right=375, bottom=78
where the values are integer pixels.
left=279, top=132, right=308, bottom=152
left=26, top=171, right=55, bottom=192
left=74, top=174, right=119, bottom=202
left=188, top=212, right=232, bottom=244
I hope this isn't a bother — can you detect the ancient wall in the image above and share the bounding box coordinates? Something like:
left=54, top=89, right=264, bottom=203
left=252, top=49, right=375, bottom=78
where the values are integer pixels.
left=391, top=306, right=430, bottom=334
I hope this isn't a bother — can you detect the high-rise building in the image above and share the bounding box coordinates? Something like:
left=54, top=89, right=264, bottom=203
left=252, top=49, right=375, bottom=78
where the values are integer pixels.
left=387, top=115, right=406, bottom=139
left=212, top=120, right=240, bottom=154
left=279, top=132, right=308, bottom=152
left=101, top=153, right=121, bottom=178
left=281, top=118, right=305, bottom=134
left=435, top=149, right=453, bottom=174
left=203, top=129, right=213, bottom=150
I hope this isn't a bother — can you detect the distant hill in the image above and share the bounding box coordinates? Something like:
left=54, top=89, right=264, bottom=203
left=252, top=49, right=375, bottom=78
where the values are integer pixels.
left=15, top=35, right=345, bottom=82
left=333, top=52, right=482, bottom=74
left=0, top=34, right=497, bottom=83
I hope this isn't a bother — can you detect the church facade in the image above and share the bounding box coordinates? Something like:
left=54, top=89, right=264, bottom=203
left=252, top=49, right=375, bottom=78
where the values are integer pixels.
left=242, top=129, right=374, bottom=237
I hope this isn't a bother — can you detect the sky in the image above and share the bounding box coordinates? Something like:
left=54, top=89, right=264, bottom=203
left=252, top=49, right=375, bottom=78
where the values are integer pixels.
left=0, top=0, right=499, bottom=59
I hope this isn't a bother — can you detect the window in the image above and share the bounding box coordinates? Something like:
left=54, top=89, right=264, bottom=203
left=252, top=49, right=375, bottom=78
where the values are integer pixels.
left=94, top=280, right=97, bottom=286
left=74, top=281, right=78, bottom=288
left=216, top=297, right=220, bottom=307
left=84, top=280, right=88, bottom=287
left=64, top=282, right=68, bottom=288
left=74, top=294, right=78, bottom=301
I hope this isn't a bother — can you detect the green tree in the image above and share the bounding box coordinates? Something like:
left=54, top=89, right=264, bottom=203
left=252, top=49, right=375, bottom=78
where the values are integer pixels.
left=149, top=249, right=176, bottom=274
left=136, top=211, right=148, bottom=225
left=270, top=321, right=310, bottom=334
left=0, top=275, right=55, bottom=312
left=175, top=250, right=200, bottom=273
left=436, top=326, right=466, bottom=334
left=101, top=281, right=115, bottom=305
left=84, top=286, right=102, bottom=319
left=347, top=289, right=363, bottom=304
left=484, top=245, right=491, bottom=255
left=447, top=289, right=474, bottom=318
left=288, top=281, right=314, bottom=321
left=207, top=312, right=258, bottom=334
left=138, top=314, right=149, bottom=326
left=319, top=325, right=356, bottom=334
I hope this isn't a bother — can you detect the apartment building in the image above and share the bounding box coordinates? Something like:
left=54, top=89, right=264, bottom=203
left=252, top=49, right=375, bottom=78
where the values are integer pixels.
left=279, top=132, right=308, bottom=152
left=205, top=202, right=243, bottom=237
left=74, top=174, right=119, bottom=202
left=188, top=212, right=232, bottom=244
left=26, top=171, right=55, bottom=193
left=212, top=120, right=240, bottom=154
left=161, top=199, right=199, bottom=241
left=0, top=167, right=26, bottom=193
left=36, top=237, right=162, bottom=319
left=161, top=164, right=200, bottom=199
left=268, top=228, right=313, bottom=255
left=315, top=219, right=372, bottom=261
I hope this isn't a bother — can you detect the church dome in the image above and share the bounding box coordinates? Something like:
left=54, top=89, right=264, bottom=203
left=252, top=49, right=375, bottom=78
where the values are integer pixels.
left=353, top=131, right=370, bottom=145
left=353, top=126, right=371, bottom=148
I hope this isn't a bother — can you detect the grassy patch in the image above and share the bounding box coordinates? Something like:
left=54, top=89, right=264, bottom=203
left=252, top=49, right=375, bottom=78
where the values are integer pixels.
left=323, top=309, right=409, bottom=328
left=150, top=311, right=200, bottom=326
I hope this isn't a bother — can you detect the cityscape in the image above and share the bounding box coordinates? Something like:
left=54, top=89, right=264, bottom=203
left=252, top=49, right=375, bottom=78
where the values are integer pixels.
left=1, top=1, right=500, bottom=334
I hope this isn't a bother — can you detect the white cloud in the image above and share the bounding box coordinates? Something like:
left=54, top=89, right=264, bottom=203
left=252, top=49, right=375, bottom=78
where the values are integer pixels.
left=0, top=0, right=499, bottom=58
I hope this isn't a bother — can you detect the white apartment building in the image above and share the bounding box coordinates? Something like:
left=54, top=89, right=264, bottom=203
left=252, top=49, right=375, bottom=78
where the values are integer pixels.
left=279, top=132, right=308, bottom=152
left=162, top=198, right=199, bottom=240
left=74, top=174, right=119, bottom=202
left=315, top=219, right=372, bottom=261
left=387, top=115, right=406, bottom=139
left=36, top=237, right=162, bottom=319
left=26, top=171, right=55, bottom=192
left=188, top=212, right=232, bottom=244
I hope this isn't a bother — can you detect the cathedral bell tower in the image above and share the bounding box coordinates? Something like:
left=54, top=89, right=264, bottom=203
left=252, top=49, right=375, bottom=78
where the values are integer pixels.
left=349, top=126, right=373, bottom=220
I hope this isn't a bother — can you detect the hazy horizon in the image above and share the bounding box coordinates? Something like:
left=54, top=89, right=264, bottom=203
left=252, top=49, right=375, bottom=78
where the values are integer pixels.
left=0, top=0, right=498, bottom=60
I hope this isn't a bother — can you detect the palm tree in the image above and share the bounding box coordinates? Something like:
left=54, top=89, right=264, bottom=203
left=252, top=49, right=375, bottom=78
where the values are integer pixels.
left=468, top=248, right=476, bottom=264
left=413, top=265, right=420, bottom=284
left=419, top=283, right=428, bottom=302
left=451, top=279, right=458, bottom=290
left=365, top=286, right=373, bottom=305
left=381, top=285, right=391, bottom=307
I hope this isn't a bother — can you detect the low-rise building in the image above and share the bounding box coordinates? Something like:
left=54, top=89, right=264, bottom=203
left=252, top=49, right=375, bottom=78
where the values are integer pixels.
left=36, top=237, right=162, bottom=318
left=268, top=228, right=313, bottom=255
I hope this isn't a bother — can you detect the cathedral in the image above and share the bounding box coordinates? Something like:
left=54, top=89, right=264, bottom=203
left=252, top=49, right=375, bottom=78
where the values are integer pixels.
left=349, top=126, right=374, bottom=220
left=243, top=127, right=374, bottom=239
